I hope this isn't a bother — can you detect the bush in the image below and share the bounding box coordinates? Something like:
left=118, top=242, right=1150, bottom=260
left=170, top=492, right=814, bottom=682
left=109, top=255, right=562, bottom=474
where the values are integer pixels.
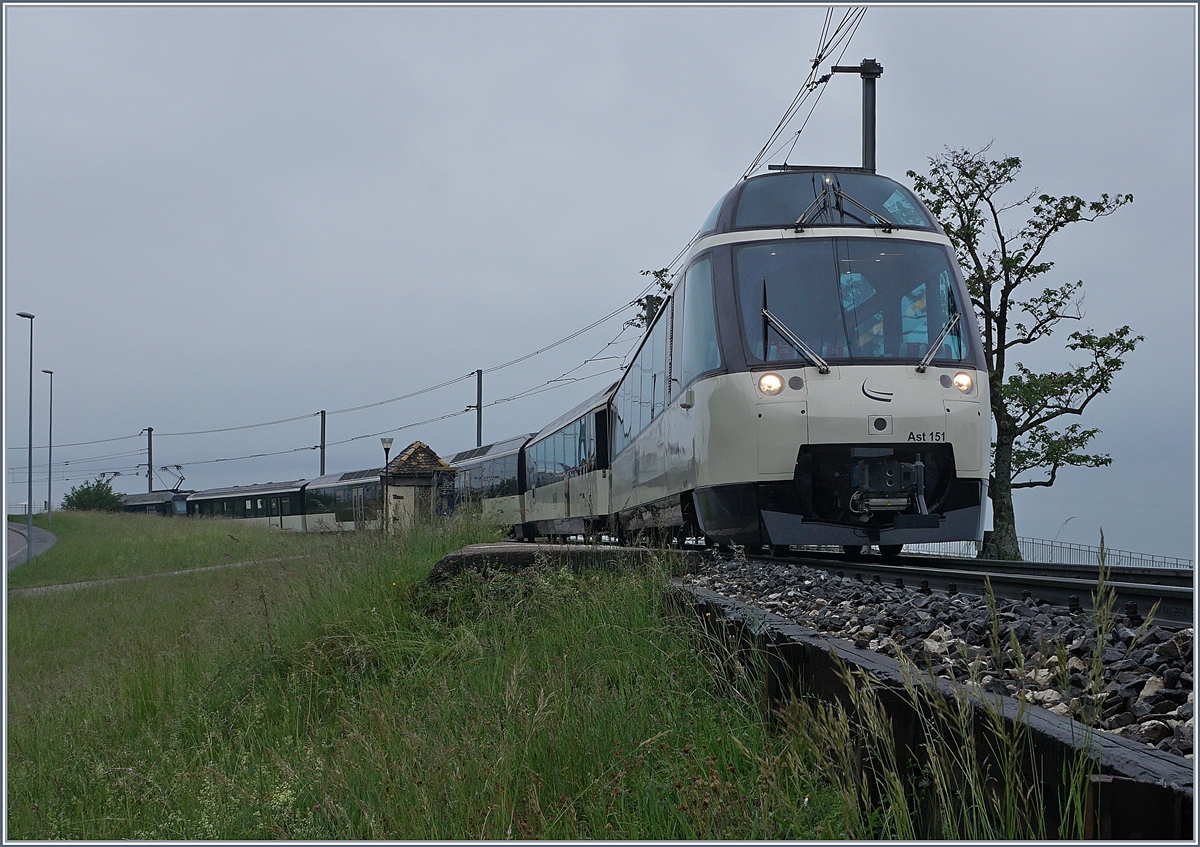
left=62, top=478, right=124, bottom=512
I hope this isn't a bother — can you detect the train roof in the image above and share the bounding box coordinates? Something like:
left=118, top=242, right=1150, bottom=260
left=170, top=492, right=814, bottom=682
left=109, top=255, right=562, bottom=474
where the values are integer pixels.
left=698, top=166, right=938, bottom=238
left=122, top=490, right=192, bottom=506
left=306, top=468, right=383, bottom=488
left=530, top=383, right=617, bottom=444
left=187, top=480, right=309, bottom=500
left=450, top=433, right=536, bottom=465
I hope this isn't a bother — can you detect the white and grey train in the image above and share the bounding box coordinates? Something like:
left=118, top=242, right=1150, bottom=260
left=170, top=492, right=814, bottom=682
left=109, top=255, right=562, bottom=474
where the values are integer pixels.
left=453, top=166, right=991, bottom=556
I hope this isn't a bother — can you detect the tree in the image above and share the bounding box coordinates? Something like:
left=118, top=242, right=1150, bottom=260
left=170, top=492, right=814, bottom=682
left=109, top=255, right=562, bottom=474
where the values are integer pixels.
left=62, top=477, right=124, bottom=512
left=624, top=267, right=673, bottom=330
left=908, top=146, right=1142, bottom=560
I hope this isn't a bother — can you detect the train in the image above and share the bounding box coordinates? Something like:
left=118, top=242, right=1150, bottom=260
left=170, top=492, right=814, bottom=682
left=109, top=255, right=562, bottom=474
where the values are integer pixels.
left=454, top=165, right=992, bottom=556
left=130, top=165, right=991, bottom=558
left=121, top=470, right=388, bottom=532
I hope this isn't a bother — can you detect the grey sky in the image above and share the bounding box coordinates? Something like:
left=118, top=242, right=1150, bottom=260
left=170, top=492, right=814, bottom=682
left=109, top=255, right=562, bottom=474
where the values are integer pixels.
left=4, top=4, right=1196, bottom=559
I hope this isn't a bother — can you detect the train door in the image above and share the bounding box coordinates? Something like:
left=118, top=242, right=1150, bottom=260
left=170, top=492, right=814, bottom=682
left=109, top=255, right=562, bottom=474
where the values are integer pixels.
left=353, top=487, right=366, bottom=530
left=268, top=496, right=283, bottom=529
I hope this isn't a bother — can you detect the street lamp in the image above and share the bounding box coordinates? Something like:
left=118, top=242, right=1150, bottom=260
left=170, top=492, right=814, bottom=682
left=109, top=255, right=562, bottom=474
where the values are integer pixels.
left=16, top=312, right=34, bottom=566
left=380, top=437, right=394, bottom=533
left=42, top=369, right=53, bottom=525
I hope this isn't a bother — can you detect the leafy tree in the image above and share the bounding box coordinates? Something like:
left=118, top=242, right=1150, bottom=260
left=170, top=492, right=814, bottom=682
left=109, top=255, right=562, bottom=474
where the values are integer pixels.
left=908, top=146, right=1141, bottom=560
left=624, top=268, right=673, bottom=330
left=62, top=477, right=124, bottom=512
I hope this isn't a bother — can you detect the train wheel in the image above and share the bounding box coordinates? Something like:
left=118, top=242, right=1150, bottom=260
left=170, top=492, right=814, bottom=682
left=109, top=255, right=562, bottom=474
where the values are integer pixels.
left=842, top=545, right=865, bottom=555
left=771, top=545, right=790, bottom=557
left=879, top=544, right=903, bottom=559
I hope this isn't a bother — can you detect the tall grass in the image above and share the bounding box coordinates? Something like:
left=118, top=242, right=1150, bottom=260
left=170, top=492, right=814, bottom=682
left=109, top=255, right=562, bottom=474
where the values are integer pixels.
left=774, top=542, right=1132, bottom=839
left=7, top=514, right=844, bottom=839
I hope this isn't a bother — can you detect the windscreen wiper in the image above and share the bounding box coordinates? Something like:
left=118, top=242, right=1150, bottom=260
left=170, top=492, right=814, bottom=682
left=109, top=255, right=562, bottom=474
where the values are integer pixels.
left=916, top=313, right=962, bottom=372
left=793, top=181, right=833, bottom=232
left=794, top=180, right=896, bottom=233
left=761, top=307, right=831, bottom=373
left=833, top=187, right=895, bottom=232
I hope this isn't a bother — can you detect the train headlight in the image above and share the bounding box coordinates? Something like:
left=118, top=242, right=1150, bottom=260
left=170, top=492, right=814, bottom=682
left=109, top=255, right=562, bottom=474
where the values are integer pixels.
left=758, top=373, right=784, bottom=395
left=952, top=371, right=974, bottom=393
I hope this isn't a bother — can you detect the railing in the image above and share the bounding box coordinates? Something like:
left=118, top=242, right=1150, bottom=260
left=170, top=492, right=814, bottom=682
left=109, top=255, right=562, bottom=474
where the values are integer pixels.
left=904, top=536, right=1193, bottom=570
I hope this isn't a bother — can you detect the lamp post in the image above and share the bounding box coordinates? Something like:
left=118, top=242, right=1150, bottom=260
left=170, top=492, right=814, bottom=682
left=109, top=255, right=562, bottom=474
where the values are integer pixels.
left=16, top=312, right=35, bottom=566
left=42, top=369, right=53, bottom=525
left=380, top=437, right=394, bottom=533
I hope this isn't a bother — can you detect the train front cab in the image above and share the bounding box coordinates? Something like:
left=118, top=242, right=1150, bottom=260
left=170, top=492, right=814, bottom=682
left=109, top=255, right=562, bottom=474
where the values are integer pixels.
left=609, top=167, right=991, bottom=551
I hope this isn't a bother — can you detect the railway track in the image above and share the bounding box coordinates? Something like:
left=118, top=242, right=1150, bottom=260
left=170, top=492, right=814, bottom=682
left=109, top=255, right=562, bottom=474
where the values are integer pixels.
left=751, top=549, right=1194, bottom=627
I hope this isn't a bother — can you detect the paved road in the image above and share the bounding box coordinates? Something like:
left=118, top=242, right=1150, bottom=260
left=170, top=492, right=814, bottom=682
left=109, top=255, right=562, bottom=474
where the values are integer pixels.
left=6, top=522, right=57, bottom=571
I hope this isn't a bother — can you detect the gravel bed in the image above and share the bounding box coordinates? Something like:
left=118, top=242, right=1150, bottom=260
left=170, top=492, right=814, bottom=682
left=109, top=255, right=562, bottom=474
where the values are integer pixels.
left=684, top=554, right=1195, bottom=760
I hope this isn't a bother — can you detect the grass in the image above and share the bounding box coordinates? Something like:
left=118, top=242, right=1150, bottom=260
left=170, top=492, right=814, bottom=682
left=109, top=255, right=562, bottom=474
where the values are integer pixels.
left=6, top=513, right=845, bottom=839
left=7, top=510, right=318, bottom=588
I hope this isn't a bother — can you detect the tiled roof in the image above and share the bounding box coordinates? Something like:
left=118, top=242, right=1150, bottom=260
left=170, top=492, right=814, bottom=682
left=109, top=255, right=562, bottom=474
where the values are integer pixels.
left=385, top=441, right=451, bottom=476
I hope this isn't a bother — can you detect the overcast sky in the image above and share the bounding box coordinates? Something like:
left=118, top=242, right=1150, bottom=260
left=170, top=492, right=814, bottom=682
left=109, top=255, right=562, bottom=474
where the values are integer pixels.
left=4, top=4, right=1196, bottom=559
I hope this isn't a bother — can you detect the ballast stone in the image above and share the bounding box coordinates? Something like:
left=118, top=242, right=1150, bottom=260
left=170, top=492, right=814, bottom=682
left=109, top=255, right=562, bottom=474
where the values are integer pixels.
left=684, top=555, right=1195, bottom=760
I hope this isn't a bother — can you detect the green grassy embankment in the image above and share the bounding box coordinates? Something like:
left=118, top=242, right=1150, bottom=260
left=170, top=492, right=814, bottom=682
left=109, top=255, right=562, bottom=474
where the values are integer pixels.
left=7, top=510, right=316, bottom=588
left=6, top=512, right=844, bottom=839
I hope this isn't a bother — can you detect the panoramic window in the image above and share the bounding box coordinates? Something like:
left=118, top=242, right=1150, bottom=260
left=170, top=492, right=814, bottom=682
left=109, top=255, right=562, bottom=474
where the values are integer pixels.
left=525, top=414, right=598, bottom=488
left=679, top=257, right=721, bottom=387
left=698, top=196, right=724, bottom=235
left=736, top=238, right=966, bottom=363
left=733, top=171, right=935, bottom=231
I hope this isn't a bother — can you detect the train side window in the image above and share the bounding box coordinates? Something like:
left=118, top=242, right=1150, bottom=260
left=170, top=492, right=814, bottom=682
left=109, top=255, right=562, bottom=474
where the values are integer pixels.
left=649, top=311, right=667, bottom=419
left=670, top=288, right=685, bottom=398
left=680, top=257, right=721, bottom=388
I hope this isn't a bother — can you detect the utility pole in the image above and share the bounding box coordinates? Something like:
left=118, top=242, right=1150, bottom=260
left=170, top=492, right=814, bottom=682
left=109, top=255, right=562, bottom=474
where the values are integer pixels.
left=320, top=410, right=326, bottom=476
left=42, top=369, right=53, bottom=523
left=831, top=58, right=883, bottom=173
left=476, top=369, right=483, bottom=448
left=145, top=427, right=154, bottom=493
left=17, top=312, right=35, bottom=566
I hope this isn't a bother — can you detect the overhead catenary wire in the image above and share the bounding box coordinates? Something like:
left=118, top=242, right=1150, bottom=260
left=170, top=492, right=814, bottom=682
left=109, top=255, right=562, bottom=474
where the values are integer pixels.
left=10, top=277, right=660, bottom=459
left=741, top=6, right=867, bottom=180
left=31, top=335, right=638, bottom=480
left=11, top=251, right=669, bottom=484
left=762, top=9, right=867, bottom=168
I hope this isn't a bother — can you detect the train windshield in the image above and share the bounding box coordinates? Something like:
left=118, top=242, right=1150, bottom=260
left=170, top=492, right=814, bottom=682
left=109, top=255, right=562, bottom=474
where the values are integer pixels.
left=735, top=237, right=968, bottom=364
left=734, top=171, right=936, bottom=231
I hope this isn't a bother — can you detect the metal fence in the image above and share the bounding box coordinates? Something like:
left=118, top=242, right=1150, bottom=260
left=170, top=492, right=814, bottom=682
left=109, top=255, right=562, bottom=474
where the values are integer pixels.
left=904, top=536, right=1193, bottom=570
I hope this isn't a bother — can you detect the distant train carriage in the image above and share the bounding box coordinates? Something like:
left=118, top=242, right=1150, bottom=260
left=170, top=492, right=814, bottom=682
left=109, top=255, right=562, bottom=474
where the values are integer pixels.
left=520, top=389, right=611, bottom=540
left=121, top=490, right=192, bottom=516
left=186, top=480, right=307, bottom=530
left=450, top=434, right=534, bottom=528
left=303, top=469, right=384, bottom=531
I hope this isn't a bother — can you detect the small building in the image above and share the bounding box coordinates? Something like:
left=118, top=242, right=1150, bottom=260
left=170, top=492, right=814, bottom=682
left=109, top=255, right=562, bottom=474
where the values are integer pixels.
left=121, top=490, right=193, bottom=516
left=381, top=441, right=456, bottom=531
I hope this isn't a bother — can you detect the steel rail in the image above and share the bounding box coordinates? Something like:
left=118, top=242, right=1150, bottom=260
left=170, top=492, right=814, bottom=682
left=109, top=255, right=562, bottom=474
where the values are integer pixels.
left=758, top=551, right=1194, bottom=627
left=803, top=549, right=1195, bottom=587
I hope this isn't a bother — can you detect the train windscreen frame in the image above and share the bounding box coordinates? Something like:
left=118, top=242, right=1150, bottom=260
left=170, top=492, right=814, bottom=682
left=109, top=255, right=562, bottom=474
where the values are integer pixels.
left=734, top=237, right=970, bottom=365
